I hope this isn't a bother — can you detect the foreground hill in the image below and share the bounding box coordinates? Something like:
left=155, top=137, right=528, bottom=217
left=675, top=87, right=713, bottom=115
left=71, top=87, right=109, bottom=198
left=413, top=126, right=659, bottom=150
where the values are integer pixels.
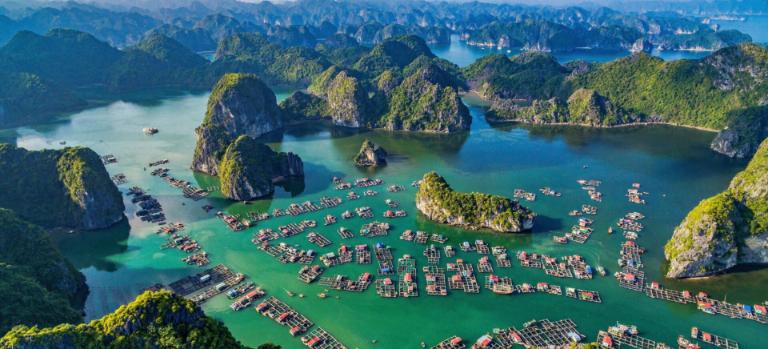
left=0, top=144, right=124, bottom=230
left=665, top=138, right=768, bottom=278
left=0, top=290, right=250, bottom=349
left=0, top=209, right=88, bottom=334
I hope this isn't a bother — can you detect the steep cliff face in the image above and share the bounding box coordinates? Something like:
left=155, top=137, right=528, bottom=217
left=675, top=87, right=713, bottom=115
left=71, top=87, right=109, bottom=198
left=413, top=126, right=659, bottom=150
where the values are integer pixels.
left=354, top=139, right=387, bottom=167
left=711, top=106, right=768, bottom=159
left=0, top=144, right=124, bottom=230
left=383, top=64, right=471, bottom=132
left=0, top=209, right=88, bottom=334
left=192, top=73, right=283, bottom=175
left=665, top=139, right=768, bottom=278
left=326, top=70, right=369, bottom=128
left=415, top=172, right=534, bottom=233
left=218, top=136, right=304, bottom=201
left=0, top=290, right=250, bottom=349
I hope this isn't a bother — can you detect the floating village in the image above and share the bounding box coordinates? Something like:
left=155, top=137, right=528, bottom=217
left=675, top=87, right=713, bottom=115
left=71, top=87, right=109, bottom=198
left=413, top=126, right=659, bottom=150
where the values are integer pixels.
left=105, top=155, right=765, bottom=349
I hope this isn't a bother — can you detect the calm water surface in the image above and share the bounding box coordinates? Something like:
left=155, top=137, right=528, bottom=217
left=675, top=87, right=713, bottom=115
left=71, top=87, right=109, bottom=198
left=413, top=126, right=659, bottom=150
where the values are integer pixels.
left=430, top=36, right=714, bottom=67
left=5, top=89, right=766, bottom=348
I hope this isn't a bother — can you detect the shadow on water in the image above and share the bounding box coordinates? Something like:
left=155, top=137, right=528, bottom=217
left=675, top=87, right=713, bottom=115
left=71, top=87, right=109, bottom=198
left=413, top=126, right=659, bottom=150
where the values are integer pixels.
left=53, top=219, right=132, bottom=272
left=530, top=214, right=563, bottom=233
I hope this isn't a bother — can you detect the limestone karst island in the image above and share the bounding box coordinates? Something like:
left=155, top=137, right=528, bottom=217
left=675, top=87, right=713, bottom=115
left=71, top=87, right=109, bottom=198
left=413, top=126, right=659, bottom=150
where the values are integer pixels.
left=1, top=0, right=768, bottom=348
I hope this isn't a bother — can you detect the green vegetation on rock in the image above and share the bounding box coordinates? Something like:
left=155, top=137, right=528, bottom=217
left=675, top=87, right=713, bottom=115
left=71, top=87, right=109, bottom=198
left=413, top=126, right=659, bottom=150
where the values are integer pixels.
left=0, top=144, right=124, bottom=230
left=218, top=136, right=304, bottom=201
left=665, top=138, right=768, bottom=278
left=0, top=209, right=87, bottom=334
left=0, top=290, right=251, bottom=349
left=415, top=172, right=534, bottom=233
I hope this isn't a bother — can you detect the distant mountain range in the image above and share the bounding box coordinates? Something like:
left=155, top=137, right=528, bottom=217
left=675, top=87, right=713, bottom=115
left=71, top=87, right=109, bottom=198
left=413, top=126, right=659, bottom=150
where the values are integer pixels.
left=0, top=0, right=758, bottom=53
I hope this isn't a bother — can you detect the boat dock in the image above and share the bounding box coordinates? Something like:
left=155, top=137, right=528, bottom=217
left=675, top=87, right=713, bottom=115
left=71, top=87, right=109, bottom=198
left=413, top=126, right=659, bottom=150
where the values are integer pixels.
left=167, top=264, right=245, bottom=304
left=690, top=327, right=739, bottom=349
left=375, top=245, right=395, bottom=275
left=424, top=245, right=441, bottom=264
left=256, top=296, right=314, bottom=336
left=355, top=244, right=371, bottom=264
left=448, top=260, right=480, bottom=293
left=308, top=232, right=332, bottom=247
left=375, top=277, right=397, bottom=298
left=301, top=327, right=347, bottom=349
left=424, top=266, right=448, bottom=296
left=298, top=265, right=324, bottom=283
left=431, top=335, right=465, bottom=349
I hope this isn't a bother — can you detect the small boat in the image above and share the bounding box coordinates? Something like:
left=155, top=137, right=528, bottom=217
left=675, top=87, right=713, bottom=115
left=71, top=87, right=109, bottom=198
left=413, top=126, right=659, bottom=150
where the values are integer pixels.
left=284, top=289, right=295, bottom=297
left=317, top=293, right=327, bottom=299
left=608, top=227, right=613, bottom=234
left=596, top=266, right=607, bottom=276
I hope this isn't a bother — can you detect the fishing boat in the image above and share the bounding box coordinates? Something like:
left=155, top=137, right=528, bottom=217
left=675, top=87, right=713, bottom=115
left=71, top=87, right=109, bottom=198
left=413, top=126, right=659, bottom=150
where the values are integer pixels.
left=143, top=127, right=159, bottom=135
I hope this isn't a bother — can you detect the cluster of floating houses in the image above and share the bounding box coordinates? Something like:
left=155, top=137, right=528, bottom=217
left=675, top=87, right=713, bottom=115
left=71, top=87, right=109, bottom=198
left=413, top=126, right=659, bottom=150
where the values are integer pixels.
left=127, top=186, right=166, bottom=224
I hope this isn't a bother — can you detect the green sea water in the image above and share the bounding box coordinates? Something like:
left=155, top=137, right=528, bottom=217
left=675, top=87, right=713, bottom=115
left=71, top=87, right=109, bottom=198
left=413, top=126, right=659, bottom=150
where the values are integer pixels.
left=4, top=92, right=767, bottom=349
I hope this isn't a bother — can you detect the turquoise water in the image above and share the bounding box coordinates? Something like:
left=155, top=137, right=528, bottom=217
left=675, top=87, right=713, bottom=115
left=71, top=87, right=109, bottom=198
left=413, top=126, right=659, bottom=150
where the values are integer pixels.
left=5, top=90, right=766, bottom=348
left=429, top=36, right=712, bottom=67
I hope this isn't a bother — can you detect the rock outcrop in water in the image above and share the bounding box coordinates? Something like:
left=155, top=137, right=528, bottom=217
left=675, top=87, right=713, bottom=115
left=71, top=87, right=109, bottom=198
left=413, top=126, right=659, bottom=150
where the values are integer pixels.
left=354, top=139, right=387, bottom=167
left=665, top=138, right=768, bottom=278
left=192, top=73, right=283, bottom=175
left=416, top=171, right=534, bottom=233
left=218, top=136, right=304, bottom=200
left=0, top=290, right=250, bottom=349
left=0, top=144, right=124, bottom=230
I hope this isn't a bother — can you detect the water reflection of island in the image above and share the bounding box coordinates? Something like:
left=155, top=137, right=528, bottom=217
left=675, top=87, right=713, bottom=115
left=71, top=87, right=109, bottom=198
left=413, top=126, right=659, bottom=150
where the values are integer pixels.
left=54, top=219, right=131, bottom=272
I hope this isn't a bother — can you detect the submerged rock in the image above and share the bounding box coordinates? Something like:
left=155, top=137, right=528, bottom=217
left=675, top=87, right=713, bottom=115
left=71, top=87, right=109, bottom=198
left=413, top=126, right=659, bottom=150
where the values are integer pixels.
left=665, top=138, right=768, bottom=278
left=0, top=144, right=124, bottom=230
left=415, top=171, right=534, bottom=233
left=218, top=136, right=304, bottom=201
left=192, top=73, right=283, bottom=175
left=354, top=139, right=387, bottom=167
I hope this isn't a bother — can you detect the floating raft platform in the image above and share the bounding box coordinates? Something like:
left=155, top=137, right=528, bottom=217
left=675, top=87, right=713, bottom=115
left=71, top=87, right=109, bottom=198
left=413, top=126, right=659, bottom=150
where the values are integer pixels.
left=307, top=232, right=332, bottom=247
left=256, top=296, right=314, bottom=336
left=424, top=245, right=441, bottom=264
left=565, top=287, right=601, bottom=303
left=375, top=246, right=394, bottom=275
left=298, top=265, right=324, bottom=284
left=424, top=266, right=448, bottom=296
left=398, top=256, right=418, bottom=297
left=511, top=318, right=585, bottom=348
left=355, top=244, right=371, bottom=264
left=167, top=264, right=245, bottom=304
left=319, top=273, right=371, bottom=292
left=690, top=327, right=739, bottom=349
left=301, top=327, right=347, bottom=349
left=375, top=277, right=397, bottom=298
left=337, top=227, right=354, bottom=239
left=448, top=261, right=480, bottom=293
left=484, top=275, right=514, bottom=295
left=431, top=335, right=466, bottom=349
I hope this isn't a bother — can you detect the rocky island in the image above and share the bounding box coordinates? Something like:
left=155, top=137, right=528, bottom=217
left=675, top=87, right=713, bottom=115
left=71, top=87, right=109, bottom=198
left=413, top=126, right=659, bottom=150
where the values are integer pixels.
left=354, top=139, right=387, bottom=167
left=219, top=136, right=304, bottom=201
left=665, top=138, right=768, bottom=278
left=416, top=172, right=534, bottom=233
left=0, top=144, right=124, bottom=230
left=192, top=73, right=284, bottom=175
